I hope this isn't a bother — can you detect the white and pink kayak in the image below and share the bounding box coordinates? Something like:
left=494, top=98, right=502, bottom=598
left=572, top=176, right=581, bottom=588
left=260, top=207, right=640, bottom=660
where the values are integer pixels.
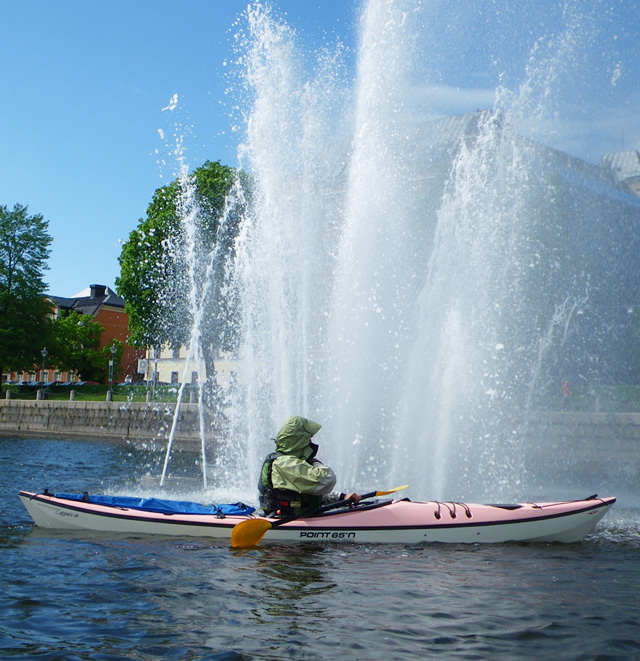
left=18, top=490, right=615, bottom=544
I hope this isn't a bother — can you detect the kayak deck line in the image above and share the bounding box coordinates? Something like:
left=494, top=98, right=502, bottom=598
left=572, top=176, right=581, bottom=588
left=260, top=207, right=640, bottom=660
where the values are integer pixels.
left=430, top=495, right=611, bottom=521
left=19, top=491, right=240, bottom=528
left=247, top=498, right=615, bottom=532
left=22, top=490, right=611, bottom=528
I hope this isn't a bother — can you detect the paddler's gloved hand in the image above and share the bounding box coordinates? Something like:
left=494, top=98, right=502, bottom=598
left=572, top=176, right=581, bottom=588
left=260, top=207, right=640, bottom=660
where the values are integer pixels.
left=344, top=492, right=361, bottom=507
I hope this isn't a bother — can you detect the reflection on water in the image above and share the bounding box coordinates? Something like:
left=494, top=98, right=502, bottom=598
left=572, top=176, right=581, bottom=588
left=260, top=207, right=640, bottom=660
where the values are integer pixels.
left=252, top=545, right=333, bottom=620
left=2, top=436, right=639, bottom=660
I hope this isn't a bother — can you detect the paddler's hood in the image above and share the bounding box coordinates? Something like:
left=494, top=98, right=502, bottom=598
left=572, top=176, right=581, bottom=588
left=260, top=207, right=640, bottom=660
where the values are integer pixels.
left=275, top=416, right=322, bottom=460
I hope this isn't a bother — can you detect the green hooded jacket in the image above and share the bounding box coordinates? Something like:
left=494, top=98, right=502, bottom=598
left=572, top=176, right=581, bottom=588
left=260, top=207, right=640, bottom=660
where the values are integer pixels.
left=266, top=416, right=337, bottom=495
left=275, top=415, right=322, bottom=459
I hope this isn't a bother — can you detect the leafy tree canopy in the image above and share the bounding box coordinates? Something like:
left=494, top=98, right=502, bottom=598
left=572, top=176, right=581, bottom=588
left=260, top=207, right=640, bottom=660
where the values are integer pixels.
left=0, top=203, right=52, bottom=372
left=47, top=312, right=112, bottom=382
left=116, top=160, right=244, bottom=366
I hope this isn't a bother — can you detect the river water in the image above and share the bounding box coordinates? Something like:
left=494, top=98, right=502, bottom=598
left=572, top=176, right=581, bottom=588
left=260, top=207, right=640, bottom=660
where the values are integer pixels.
left=1, top=435, right=639, bottom=660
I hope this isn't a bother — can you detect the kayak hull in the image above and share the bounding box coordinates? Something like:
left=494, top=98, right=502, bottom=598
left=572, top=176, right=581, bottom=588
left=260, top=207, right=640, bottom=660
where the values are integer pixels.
left=18, top=491, right=615, bottom=544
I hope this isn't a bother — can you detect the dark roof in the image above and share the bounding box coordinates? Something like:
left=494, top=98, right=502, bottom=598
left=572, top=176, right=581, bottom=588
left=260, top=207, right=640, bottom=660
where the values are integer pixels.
left=600, top=150, right=640, bottom=183
left=412, top=110, right=636, bottom=203
left=48, top=296, right=76, bottom=309
left=48, top=285, right=125, bottom=317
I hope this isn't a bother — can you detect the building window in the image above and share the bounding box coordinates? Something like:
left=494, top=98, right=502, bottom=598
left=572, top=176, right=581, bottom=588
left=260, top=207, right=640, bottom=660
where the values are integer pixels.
left=191, top=371, right=198, bottom=384
left=170, top=371, right=179, bottom=384
left=172, top=347, right=180, bottom=359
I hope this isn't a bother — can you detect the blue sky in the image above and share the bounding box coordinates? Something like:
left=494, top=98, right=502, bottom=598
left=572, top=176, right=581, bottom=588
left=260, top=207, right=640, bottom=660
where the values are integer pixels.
left=1, top=0, right=638, bottom=297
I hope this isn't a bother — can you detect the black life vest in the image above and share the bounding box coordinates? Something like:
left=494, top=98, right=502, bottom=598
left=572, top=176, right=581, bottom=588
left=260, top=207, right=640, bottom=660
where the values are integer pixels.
left=258, top=451, right=323, bottom=515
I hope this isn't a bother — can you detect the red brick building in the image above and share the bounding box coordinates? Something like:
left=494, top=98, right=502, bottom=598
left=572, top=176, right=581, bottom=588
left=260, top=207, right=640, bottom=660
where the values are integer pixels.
left=48, top=284, right=144, bottom=382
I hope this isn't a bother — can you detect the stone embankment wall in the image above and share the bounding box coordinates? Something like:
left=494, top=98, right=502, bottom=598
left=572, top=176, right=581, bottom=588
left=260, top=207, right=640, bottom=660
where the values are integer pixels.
left=0, top=400, right=201, bottom=450
left=526, top=412, right=639, bottom=495
left=528, top=411, right=640, bottom=460
left=3, top=402, right=640, bottom=451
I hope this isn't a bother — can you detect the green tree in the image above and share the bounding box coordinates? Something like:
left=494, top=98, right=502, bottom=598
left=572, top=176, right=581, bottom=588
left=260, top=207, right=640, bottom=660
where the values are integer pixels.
left=47, top=312, right=109, bottom=382
left=0, top=203, right=52, bottom=373
left=116, top=160, right=244, bottom=376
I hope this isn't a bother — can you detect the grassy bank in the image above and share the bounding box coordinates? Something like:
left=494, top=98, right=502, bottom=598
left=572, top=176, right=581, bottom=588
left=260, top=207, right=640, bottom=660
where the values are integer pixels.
left=1, top=384, right=197, bottom=403
left=5, top=382, right=640, bottom=411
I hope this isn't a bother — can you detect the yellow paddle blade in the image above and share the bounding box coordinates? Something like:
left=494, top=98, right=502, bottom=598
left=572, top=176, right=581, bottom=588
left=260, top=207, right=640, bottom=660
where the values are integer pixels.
left=231, top=518, right=273, bottom=548
left=376, top=484, right=409, bottom=495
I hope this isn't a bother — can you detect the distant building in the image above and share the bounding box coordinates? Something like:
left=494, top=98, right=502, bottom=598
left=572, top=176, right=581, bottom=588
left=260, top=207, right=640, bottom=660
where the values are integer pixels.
left=600, top=149, right=640, bottom=197
left=3, top=284, right=144, bottom=385
left=48, top=284, right=144, bottom=382
left=142, top=345, right=238, bottom=389
left=415, top=112, right=640, bottom=389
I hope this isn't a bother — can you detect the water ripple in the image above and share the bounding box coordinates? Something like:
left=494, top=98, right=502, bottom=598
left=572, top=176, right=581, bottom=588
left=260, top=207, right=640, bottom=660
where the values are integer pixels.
left=2, top=437, right=639, bottom=659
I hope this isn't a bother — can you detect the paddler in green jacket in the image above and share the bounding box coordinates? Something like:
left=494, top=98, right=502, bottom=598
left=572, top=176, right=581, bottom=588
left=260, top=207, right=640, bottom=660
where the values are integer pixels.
left=258, top=415, right=361, bottom=515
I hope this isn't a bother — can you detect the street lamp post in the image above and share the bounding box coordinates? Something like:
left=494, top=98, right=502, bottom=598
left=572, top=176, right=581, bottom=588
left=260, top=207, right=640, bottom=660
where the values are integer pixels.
left=40, top=347, right=48, bottom=400
left=108, top=344, right=117, bottom=400
left=152, top=348, right=158, bottom=400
